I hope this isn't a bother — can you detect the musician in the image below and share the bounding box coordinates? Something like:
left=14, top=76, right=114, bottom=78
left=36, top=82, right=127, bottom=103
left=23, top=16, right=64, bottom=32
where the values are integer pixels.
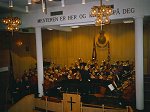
left=67, top=70, right=73, bottom=79
left=79, top=63, right=90, bottom=82
left=30, top=73, right=38, bottom=93
left=43, top=75, right=52, bottom=95
left=75, top=71, right=82, bottom=81
left=22, top=76, right=31, bottom=96
left=122, top=80, right=135, bottom=104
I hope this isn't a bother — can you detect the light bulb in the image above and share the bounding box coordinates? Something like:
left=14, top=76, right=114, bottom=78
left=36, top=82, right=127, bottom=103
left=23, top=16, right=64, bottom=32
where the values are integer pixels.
left=104, top=16, right=110, bottom=24
left=28, top=0, right=32, bottom=5
left=9, top=0, right=13, bottom=8
left=90, top=8, right=97, bottom=17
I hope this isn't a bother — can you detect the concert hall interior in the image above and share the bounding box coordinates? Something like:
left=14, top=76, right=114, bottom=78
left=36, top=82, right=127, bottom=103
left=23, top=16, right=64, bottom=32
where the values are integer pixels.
left=0, top=0, right=150, bottom=112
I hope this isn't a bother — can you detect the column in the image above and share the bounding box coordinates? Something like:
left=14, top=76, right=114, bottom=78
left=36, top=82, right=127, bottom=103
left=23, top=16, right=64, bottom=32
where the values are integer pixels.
left=35, top=27, right=44, bottom=97
left=134, top=16, right=144, bottom=110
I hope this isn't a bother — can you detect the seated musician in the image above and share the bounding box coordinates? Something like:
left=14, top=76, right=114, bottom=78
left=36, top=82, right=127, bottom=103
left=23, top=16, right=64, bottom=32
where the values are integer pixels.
left=67, top=70, right=73, bottom=79
left=75, top=71, right=82, bottom=81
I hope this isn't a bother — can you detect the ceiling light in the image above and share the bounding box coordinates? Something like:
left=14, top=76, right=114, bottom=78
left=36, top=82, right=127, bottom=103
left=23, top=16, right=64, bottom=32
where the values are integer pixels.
left=90, top=0, right=113, bottom=26
left=16, top=40, right=23, bottom=46
left=2, top=6, right=21, bottom=32
left=71, top=26, right=80, bottom=28
left=28, top=0, right=32, bottom=5
left=48, top=0, right=53, bottom=1
left=41, top=0, right=47, bottom=14
left=42, top=0, right=45, bottom=12
left=61, top=0, right=65, bottom=7
left=47, top=28, right=53, bottom=30
left=2, top=17, right=21, bottom=32
left=60, top=21, right=94, bottom=26
left=25, top=5, right=29, bottom=13
left=9, top=0, right=13, bottom=8
left=82, top=0, right=85, bottom=4
left=32, top=0, right=40, bottom=3
left=123, top=20, right=134, bottom=24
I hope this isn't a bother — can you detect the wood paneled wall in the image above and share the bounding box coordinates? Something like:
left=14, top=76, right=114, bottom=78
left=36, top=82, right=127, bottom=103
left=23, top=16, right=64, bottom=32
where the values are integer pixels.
left=144, top=24, right=150, bottom=74
left=42, top=23, right=135, bottom=66
left=12, top=52, right=36, bottom=78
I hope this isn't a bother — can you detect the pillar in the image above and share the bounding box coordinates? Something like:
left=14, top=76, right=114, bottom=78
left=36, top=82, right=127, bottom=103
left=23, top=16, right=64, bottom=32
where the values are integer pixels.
left=134, top=16, right=144, bottom=110
left=35, top=27, right=44, bottom=97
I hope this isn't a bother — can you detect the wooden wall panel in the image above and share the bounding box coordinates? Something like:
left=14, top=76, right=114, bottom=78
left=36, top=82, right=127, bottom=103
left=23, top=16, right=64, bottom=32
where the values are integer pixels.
left=144, top=24, right=150, bottom=74
left=12, top=52, right=36, bottom=78
left=42, top=23, right=135, bottom=66
left=107, top=24, right=135, bottom=62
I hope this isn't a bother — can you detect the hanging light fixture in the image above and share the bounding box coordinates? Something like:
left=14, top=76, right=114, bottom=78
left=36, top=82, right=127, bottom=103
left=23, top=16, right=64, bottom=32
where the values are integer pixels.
left=9, top=0, right=13, bottom=8
left=28, top=0, right=32, bottom=5
left=2, top=16, right=21, bottom=31
left=90, top=0, right=113, bottom=26
left=40, top=0, right=47, bottom=14
left=82, top=0, right=85, bottom=5
left=61, top=0, right=65, bottom=7
left=25, top=5, right=29, bottom=13
left=2, top=1, right=21, bottom=32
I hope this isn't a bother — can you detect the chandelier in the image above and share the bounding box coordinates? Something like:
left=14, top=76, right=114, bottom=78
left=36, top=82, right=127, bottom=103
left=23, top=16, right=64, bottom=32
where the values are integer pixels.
left=2, top=0, right=21, bottom=32
left=90, top=0, right=113, bottom=26
left=2, top=16, right=21, bottom=31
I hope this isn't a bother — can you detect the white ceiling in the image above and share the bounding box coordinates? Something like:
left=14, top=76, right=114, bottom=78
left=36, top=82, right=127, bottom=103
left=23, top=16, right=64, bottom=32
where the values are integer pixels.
left=0, top=0, right=98, bottom=14
left=0, top=0, right=149, bottom=32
